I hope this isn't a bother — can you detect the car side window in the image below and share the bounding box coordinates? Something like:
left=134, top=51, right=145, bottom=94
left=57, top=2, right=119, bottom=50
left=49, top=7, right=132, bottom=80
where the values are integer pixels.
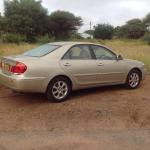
left=63, top=45, right=92, bottom=60
left=91, top=45, right=117, bottom=60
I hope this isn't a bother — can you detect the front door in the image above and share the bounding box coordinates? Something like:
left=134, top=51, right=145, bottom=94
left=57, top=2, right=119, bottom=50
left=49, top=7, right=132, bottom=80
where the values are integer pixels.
left=60, top=44, right=98, bottom=86
left=91, top=45, right=126, bottom=84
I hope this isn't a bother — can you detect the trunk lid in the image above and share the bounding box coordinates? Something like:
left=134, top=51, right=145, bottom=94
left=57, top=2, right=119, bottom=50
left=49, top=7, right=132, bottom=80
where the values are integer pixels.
left=0, top=55, right=38, bottom=75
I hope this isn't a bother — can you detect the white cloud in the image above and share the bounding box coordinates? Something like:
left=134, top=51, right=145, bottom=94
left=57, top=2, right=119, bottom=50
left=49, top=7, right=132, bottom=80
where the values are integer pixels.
left=42, top=0, right=150, bottom=32
left=119, top=0, right=149, bottom=11
left=0, top=0, right=4, bottom=15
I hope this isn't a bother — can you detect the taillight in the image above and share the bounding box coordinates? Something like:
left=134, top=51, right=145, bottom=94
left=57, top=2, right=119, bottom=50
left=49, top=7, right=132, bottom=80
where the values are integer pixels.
left=10, top=62, right=27, bottom=74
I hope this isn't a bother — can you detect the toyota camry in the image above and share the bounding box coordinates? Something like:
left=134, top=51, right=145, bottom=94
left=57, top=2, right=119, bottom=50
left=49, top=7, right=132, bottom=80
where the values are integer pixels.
left=0, top=42, right=147, bottom=102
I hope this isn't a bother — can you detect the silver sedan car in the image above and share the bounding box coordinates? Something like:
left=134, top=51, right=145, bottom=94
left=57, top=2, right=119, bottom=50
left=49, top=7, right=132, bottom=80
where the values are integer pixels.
left=0, top=42, right=147, bottom=102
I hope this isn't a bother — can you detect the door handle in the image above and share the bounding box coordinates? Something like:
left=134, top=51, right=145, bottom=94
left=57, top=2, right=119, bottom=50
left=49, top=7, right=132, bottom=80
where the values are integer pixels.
left=97, top=63, right=104, bottom=66
left=64, top=63, right=71, bottom=67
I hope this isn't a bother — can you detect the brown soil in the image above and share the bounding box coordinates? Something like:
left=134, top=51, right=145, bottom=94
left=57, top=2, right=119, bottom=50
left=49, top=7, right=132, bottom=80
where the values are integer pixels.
left=0, top=76, right=150, bottom=150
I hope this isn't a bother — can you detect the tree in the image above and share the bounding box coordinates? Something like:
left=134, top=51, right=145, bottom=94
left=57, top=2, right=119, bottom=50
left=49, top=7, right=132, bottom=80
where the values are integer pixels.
left=113, top=26, right=121, bottom=38
left=84, top=30, right=94, bottom=35
left=0, top=14, right=5, bottom=31
left=47, top=10, right=82, bottom=40
left=120, top=19, right=145, bottom=39
left=4, top=0, right=48, bottom=42
left=93, top=24, right=114, bottom=39
left=143, top=13, right=150, bottom=32
left=0, top=14, right=6, bottom=37
left=143, top=13, right=150, bottom=25
left=0, top=14, right=3, bottom=32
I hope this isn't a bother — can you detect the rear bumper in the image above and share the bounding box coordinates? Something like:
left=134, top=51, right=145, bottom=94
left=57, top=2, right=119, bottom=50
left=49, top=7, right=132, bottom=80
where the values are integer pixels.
left=0, top=70, right=47, bottom=93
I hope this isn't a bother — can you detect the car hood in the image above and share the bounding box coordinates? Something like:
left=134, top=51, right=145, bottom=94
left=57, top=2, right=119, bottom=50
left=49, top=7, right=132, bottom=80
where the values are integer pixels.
left=124, top=59, right=144, bottom=65
left=123, top=59, right=145, bottom=69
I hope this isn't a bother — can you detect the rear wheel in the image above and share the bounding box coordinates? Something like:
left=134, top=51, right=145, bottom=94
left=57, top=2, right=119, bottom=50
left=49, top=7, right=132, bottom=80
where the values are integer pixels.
left=126, top=69, right=141, bottom=89
left=46, top=77, right=72, bottom=102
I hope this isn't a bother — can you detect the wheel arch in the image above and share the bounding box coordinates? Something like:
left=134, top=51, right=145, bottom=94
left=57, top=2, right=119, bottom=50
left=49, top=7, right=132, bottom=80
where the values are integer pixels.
left=128, top=67, right=142, bottom=80
left=46, top=75, right=73, bottom=93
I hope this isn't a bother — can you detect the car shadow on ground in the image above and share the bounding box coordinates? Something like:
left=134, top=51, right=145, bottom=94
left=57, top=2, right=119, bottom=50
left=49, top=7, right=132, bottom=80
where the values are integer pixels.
left=71, top=85, right=125, bottom=98
left=9, top=84, right=126, bottom=104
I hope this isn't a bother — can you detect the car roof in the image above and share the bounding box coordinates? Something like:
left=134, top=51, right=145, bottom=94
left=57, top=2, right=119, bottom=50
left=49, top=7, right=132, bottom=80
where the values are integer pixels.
left=48, top=41, right=101, bottom=46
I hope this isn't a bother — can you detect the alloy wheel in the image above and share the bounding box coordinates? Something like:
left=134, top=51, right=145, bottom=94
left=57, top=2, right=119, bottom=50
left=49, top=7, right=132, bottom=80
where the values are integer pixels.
left=128, top=72, right=140, bottom=88
left=52, top=81, right=68, bottom=100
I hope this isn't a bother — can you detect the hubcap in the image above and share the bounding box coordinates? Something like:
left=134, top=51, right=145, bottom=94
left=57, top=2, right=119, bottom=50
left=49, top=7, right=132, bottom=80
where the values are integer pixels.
left=52, top=81, right=68, bottom=100
left=129, top=73, right=140, bottom=88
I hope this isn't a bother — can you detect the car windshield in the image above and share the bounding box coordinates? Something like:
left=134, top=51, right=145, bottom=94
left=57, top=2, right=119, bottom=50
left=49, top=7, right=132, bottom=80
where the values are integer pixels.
left=23, top=44, right=60, bottom=57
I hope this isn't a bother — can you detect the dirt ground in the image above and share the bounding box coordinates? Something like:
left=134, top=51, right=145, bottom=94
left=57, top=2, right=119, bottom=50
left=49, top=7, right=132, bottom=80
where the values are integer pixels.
left=0, top=76, right=150, bottom=150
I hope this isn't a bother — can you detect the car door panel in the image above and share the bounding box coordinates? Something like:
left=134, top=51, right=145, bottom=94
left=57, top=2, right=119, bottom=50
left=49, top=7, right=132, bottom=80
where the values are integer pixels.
left=60, top=60, right=98, bottom=85
left=91, top=45, right=127, bottom=84
left=60, top=44, right=99, bottom=86
left=96, top=60, right=126, bottom=84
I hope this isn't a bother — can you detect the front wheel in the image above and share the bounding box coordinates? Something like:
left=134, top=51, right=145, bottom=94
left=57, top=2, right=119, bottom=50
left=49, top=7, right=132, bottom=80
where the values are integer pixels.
left=46, top=77, right=72, bottom=102
left=126, top=70, right=141, bottom=89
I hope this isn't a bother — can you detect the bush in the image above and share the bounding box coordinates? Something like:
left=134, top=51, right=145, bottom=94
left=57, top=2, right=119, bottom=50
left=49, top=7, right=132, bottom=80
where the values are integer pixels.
left=120, top=19, right=145, bottom=39
left=2, top=33, right=26, bottom=44
left=69, top=33, right=83, bottom=40
left=143, top=33, right=150, bottom=45
left=37, top=35, right=54, bottom=44
left=93, top=24, right=114, bottom=39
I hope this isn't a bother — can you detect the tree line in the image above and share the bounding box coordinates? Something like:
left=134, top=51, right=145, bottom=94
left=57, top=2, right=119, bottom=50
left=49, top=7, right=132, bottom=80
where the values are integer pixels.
left=87, top=15, right=150, bottom=43
left=0, top=0, right=82, bottom=43
left=0, top=0, right=150, bottom=44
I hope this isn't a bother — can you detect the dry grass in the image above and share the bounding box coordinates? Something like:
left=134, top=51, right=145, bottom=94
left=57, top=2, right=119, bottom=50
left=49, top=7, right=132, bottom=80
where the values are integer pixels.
left=0, top=43, right=37, bottom=56
left=105, top=39, right=150, bottom=72
left=80, top=39, right=150, bottom=72
left=0, top=43, right=38, bottom=86
left=0, top=40, right=150, bottom=72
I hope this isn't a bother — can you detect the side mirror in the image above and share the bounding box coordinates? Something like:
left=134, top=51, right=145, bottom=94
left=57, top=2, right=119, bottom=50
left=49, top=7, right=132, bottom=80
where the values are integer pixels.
left=117, top=55, right=123, bottom=61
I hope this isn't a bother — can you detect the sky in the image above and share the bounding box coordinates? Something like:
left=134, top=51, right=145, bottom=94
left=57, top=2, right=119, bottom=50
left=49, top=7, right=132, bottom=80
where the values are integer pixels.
left=0, top=0, right=150, bottom=32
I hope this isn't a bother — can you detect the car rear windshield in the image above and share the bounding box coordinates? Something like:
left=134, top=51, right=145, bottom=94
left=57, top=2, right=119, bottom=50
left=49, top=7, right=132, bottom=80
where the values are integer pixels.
left=23, top=44, right=60, bottom=57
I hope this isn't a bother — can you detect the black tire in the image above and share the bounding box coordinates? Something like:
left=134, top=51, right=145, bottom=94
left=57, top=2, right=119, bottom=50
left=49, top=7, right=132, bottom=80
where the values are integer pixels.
left=46, top=77, right=72, bottom=102
left=125, top=69, right=141, bottom=89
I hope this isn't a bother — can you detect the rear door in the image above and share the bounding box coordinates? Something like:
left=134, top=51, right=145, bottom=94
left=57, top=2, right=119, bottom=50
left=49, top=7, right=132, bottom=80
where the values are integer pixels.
left=60, top=44, right=98, bottom=86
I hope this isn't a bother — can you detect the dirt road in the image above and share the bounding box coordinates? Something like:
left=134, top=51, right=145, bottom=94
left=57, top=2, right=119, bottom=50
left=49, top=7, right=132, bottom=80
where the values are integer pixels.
left=0, top=76, right=150, bottom=150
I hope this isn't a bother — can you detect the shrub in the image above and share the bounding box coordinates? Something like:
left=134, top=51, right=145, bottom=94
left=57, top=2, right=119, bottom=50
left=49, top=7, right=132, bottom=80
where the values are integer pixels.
left=143, top=33, right=150, bottom=45
left=120, top=19, right=145, bottom=39
left=69, top=33, right=83, bottom=40
left=93, top=24, right=114, bottom=40
left=2, top=33, right=26, bottom=44
left=37, top=35, right=54, bottom=44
